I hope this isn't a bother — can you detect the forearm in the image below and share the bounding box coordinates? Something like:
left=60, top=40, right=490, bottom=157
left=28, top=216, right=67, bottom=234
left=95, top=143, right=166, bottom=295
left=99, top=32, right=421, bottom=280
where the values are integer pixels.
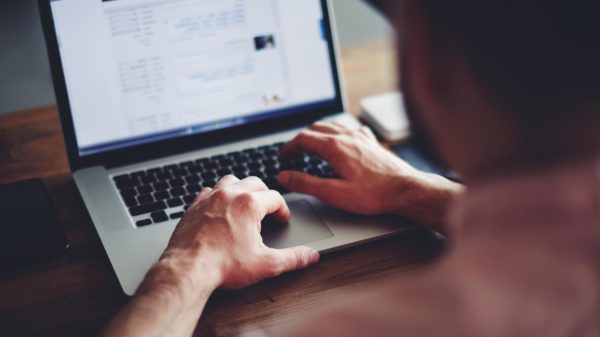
left=385, top=172, right=463, bottom=234
left=100, top=250, right=221, bottom=337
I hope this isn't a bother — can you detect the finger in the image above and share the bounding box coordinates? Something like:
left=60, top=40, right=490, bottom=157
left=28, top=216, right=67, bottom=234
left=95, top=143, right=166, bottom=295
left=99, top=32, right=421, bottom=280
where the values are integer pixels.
left=279, top=129, right=334, bottom=162
left=192, top=187, right=213, bottom=204
left=277, top=171, right=350, bottom=204
left=214, top=175, right=239, bottom=189
left=231, top=176, right=269, bottom=193
left=309, top=122, right=344, bottom=135
left=331, top=121, right=356, bottom=132
left=359, top=126, right=378, bottom=141
left=252, top=190, right=291, bottom=223
left=268, top=246, right=320, bottom=276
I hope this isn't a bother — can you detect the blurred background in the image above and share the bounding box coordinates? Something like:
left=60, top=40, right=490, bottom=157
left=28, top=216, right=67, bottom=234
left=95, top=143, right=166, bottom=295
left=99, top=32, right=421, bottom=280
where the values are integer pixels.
left=0, top=0, right=391, bottom=115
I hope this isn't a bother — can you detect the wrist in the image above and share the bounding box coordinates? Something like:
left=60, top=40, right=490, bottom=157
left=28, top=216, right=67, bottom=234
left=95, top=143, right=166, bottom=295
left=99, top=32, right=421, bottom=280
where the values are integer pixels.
left=138, top=245, right=224, bottom=300
left=384, top=172, right=463, bottom=232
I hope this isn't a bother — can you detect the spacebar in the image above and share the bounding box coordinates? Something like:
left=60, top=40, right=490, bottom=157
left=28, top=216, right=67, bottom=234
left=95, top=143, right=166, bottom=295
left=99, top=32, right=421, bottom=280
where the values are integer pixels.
left=129, top=201, right=167, bottom=216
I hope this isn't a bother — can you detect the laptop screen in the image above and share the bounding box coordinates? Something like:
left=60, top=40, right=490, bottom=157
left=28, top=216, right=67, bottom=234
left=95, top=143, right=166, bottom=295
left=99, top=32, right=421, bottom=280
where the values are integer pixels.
left=49, top=0, right=338, bottom=156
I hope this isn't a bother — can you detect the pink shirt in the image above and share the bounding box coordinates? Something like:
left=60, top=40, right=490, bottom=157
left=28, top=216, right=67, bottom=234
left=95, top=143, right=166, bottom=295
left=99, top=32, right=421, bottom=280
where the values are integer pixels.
left=265, top=161, right=600, bottom=337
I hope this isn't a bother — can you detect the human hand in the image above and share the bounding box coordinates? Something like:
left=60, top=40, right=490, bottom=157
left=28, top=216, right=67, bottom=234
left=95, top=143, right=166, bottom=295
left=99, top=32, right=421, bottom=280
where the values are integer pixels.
left=277, top=122, right=462, bottom=231
left=144, top=176, right=320, bottom=295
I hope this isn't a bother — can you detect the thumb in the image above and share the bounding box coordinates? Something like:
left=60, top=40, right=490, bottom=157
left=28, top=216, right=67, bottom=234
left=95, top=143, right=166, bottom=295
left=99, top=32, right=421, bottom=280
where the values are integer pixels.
left=270, top=246, right=320, bottom=275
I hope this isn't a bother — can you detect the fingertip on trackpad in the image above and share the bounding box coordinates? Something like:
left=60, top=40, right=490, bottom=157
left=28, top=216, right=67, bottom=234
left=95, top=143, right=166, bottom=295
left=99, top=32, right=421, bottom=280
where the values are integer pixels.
left=261, top=200, right=333, bottom=249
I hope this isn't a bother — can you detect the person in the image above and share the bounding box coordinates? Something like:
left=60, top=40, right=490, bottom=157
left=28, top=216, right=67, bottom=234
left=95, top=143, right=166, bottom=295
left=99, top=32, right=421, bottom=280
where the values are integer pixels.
left=101, top=0, right=600, bottom=336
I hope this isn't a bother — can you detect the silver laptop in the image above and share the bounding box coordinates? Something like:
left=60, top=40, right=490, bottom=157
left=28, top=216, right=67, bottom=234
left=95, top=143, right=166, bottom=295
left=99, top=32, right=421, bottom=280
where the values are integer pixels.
left=40, top=0, right=414, bottom=295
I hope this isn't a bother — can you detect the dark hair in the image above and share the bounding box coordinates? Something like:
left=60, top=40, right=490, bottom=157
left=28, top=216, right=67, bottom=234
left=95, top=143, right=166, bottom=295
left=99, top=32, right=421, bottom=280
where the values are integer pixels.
left=422, top=0, right=600, bottom=125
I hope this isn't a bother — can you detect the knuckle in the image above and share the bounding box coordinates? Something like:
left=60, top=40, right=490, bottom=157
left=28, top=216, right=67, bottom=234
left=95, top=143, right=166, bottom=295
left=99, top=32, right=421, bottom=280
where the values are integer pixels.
left=286, top=173, right=300, bottom=189
left=235, top=192, right=257, bottom=208
left=211, top=188, right=231, bottom=201
left=297, top=130, right=311, bottom=141
left=327, top=135, right=343, bottom=148
left=246, top=176, right=264, bottom=185
left=294, top=249, right=306, bottom=268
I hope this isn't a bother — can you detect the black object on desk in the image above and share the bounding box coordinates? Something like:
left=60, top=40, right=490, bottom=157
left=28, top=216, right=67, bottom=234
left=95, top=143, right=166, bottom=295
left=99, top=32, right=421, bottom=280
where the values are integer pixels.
left=0, top=179, right=69, bottom=268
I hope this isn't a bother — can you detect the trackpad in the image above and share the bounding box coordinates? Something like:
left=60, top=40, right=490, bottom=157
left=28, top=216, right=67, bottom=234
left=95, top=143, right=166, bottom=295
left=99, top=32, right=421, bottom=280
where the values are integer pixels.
left=262, top=200, right=333, bottom=249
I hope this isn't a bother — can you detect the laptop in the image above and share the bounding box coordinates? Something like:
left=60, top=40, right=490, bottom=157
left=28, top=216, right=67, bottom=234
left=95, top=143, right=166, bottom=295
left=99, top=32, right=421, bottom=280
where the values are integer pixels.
left=40, top=0, right=415, bottom=295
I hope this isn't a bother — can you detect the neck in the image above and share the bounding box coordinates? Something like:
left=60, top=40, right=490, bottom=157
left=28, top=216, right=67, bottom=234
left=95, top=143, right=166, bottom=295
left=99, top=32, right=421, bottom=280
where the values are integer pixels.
left=464, top=121, right=600, bottom=186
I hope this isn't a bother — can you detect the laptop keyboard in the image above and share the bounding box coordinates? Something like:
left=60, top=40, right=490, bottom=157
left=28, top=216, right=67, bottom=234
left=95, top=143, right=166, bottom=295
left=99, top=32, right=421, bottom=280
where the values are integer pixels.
left=111, top=142, right=334, bottom=227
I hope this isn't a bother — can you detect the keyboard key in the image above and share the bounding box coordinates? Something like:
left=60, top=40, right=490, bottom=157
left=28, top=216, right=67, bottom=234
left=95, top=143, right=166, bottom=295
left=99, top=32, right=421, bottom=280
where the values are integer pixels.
left=264, top=168, right=279, bottom=177
left=201, top=171, right=217, bottom=180
left=204, top=162, right=219, bottom=170
left=141, top=175, right=157, bottom=184
left=129, top=201, right=167, bottom=216
left=308, top=167, right=323, bottom=177
left=226, top=151, right=242, bottom=157
left=137, top=185, right=153, bottom=194
left=170, top=212, right=185, bottom=220
left=147, top=167, right=162, bottom=175
left=243, top=148, right=258, bottom=155
left=185, top=175, right=200, bottom=184
left=121, top=188, right=137, bottom=198
left=169, top=178, right=185, bottom=187
left=187, top=184, right=202, bottom=193
left=123, top=195, right=138, bottom=208
left=151, top=211, right=169, bottom=223
left=163, top=164, right=179, bottom=171
left=247, top=162, right=262, bottom=170
left=249, top=153, right=264, bottom=161
left=187, top=165, right=204, bottom=174
left=156, top=171, right=172, bottom=181
left=116, top=177, right=139, bottom=190
left=179, top=161, right=194, bottom=168
left=136, top=219, right=153, bottom=227
left=183, top=194, right=197, bottom=204
left=232, top=165, right=247, bottom=175
left=167, top=197, right=184, bottom=208
left=154, top=181, right=169, bottom=191
left=263, top=159, right=278, bottom=168
left=217, top=168, right=233, bottom=177
left=264, top=148, right=279, bottom=156
left=211, top=154, right=226, bottom=161
left=218, top=158, right=234, bottom=167
left=154, top=190, right=171, bottom=200
left=249, top=169, right=264, bottom=177
left=113, top=174, right=130, bottom=183
left=137, top=194, right=154, bottom=205
left=130, top=171, right=146, bottom=178
left=172, top=168, right=188, bottom=177
left=202, top=179, right=217, bottom=188
left=170, top=187, right=186, bottom=196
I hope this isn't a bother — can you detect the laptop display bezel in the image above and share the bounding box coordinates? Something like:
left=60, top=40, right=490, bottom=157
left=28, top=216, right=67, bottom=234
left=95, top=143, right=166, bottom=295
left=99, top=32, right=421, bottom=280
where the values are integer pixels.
left=39, top=0, right=346, bottom=171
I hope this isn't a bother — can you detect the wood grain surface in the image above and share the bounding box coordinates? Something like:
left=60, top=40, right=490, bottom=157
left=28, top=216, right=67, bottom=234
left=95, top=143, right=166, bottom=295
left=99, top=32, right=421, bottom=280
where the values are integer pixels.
left=0, top=39, right=444, bottom=337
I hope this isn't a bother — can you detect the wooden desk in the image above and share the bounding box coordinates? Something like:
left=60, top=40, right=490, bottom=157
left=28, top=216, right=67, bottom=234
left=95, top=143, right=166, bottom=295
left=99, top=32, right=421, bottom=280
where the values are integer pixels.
left=0, top=39, right=444, bottom=337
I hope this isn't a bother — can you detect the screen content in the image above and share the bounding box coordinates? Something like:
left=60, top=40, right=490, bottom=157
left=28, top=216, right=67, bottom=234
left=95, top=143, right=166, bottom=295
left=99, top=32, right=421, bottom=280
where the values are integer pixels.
left=50, top=0, right=338, bottom=155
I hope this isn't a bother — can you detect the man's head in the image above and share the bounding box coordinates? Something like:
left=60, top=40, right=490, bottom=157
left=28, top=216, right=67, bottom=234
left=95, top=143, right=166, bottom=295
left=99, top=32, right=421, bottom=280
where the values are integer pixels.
left=370, top=0, right=600, bottom=180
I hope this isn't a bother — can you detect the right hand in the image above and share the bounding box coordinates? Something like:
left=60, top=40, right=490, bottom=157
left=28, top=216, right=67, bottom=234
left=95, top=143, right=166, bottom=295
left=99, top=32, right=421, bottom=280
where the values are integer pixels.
left=277, top=122, right=462, bottom=231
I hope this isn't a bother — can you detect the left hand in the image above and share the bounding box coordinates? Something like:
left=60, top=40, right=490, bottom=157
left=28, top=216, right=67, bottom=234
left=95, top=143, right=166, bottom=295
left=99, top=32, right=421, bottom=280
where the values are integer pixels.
left=140, top=176, right=320, bottom=296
